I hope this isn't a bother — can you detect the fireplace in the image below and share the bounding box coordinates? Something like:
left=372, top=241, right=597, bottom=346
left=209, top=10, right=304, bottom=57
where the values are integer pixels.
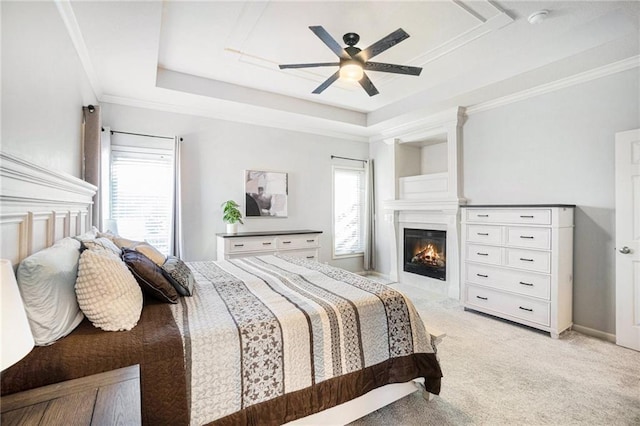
left=403, top=228, right=446, bottom=280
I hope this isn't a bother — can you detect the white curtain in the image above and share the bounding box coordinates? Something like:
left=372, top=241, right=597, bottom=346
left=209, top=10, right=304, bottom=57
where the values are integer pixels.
left=172, top=137, right=183, bottom=258
left=363, top=159, right=376, bottom=271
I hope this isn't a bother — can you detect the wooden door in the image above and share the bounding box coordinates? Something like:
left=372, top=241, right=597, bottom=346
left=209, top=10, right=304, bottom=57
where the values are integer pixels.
left=615, top=128, right=640, bottom=351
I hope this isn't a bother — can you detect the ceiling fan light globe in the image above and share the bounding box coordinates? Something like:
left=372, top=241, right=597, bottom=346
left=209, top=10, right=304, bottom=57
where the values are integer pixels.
left=340, top=63, right=364, bottom=82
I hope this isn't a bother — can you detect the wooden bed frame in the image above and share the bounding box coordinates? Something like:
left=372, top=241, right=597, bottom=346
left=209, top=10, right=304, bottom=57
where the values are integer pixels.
left=0, top=151, right=444, bottom=425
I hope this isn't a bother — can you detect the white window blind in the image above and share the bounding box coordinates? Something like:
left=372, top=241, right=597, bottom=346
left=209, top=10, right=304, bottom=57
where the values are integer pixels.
left=333, top=166, right=365, bottom=256
left=110, top=149, right=174, bottom=255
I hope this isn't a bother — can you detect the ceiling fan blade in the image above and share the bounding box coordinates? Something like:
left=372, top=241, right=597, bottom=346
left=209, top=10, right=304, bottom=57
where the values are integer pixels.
left=364, top=62, right=422, bottom=76
left=355, top=28, right=410, bottom=62
left=309, top=26, right=351, bottom=60
left=279, top=62, right=339, bottom=69
left=312, top=71, right=340, bottom=94
left=359, top=73, right=379, bottom=97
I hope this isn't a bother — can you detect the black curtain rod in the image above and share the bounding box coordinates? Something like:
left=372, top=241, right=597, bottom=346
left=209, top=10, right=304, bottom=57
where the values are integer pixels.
left=331, top=155, right=367, bottom=163
left=108, top=130, right=174, bottom=140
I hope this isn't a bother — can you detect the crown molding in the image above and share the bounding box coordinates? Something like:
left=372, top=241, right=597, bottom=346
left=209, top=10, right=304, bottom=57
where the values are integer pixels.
left=54, top=0, right=103, bottom=99
left=374, top=106, right=466, bottom=144
left=466, top=55, right=640, bottom=115
left=100, top=94, right=369, bottom=143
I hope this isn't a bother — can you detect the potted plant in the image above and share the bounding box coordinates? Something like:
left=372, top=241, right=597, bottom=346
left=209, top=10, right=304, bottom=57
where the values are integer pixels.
left=221, top=200, right=243, bottom=234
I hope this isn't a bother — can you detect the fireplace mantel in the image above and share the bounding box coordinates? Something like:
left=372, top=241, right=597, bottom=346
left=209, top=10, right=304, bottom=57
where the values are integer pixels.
left=386, top=204, right=463, bottom=299
left=383, top=198, right=466, bottom=212
left=380, top=107, right=466, bottom=300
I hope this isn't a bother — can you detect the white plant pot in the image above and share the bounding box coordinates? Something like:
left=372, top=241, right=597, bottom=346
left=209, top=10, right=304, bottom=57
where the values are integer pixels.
left=226, top=223, right=238, bottom=234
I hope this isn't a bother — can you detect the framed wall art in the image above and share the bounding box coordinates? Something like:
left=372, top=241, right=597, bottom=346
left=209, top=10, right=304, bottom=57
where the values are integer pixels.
left=244, top=170, right=288, bottom=217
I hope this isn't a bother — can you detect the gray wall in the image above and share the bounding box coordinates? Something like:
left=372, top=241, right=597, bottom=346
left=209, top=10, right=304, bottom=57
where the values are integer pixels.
left=1, top=1, right=96, bottom=177
left=462, top=69, right=640, bottom=335
left=101, top=103, right=369, bottom=271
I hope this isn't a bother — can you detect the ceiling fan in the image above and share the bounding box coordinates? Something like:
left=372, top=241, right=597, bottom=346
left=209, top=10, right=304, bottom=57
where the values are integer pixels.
left=279, top=26, right=422, bottom=97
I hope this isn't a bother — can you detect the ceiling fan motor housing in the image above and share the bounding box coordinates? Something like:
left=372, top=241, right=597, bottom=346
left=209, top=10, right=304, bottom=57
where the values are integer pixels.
left=342, top=46, right=364, bottom=67
left=343, top=32, right=360, bottom=46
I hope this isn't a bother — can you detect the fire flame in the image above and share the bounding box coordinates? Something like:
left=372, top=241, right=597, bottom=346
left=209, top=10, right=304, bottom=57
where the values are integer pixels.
left=411, top=243, right=445, bottom=267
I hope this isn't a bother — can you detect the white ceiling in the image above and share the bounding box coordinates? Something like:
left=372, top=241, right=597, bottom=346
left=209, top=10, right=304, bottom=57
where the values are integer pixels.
left=67, top=1, right=640, bottom=141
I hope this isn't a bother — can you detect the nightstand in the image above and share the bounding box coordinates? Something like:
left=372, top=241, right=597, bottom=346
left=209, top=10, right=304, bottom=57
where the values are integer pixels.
left=1, top=365, right=141, bottom=425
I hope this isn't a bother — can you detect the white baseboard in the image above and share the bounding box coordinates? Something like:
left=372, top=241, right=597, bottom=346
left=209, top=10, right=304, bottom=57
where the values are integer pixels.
left=572, top=324, right=616, bottom=343
left=365, top=271, right=391, bottom=280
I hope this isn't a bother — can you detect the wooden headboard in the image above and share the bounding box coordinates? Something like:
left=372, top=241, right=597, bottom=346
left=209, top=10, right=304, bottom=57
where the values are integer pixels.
left=0, top=152, right=97, bottom=267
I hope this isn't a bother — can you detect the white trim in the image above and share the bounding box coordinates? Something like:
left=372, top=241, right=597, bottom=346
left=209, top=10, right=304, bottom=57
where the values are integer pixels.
left=100, top=94, right=369, bottom=143
left=0, top=152, right=97, bottom=205
left=572, top=324, right=616, bottom=344
left=466, top=55, right=640, bottom=115
left=54, top=0, right=103, bottom=99
left=0, top=153, right=96, bottom=265
left=373, top=107, right=466, bottom=144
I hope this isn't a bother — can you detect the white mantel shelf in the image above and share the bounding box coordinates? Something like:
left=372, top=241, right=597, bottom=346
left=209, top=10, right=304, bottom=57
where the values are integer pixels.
left=383, top=198, right=466, bottom=211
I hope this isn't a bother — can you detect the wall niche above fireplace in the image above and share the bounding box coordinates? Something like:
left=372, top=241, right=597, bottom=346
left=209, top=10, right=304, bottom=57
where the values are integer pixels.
left=404, top=228, right=447, bottom=281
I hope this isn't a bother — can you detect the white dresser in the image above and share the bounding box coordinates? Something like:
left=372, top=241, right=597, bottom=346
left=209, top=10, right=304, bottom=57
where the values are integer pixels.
left=461, top=205, right=575, bottom=338
left=217, top=230, right=322, bottom=261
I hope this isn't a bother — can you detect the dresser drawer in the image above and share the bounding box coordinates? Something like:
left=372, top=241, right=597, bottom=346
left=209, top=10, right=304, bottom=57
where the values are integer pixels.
left=466, top=225, right=502, bottom=245
left=466, top=285, right=550, bottom=326
left=466, top=244, right=501, bottom=265
left=281, top=249, right=319, bottom=261
left=506, top=248, right=550, bottom=273
left=466, top=209, right=551, bottom=225
left=228, top=237, right=277, bottom=253
left=466, top=263, right=551, bottom=299
left=506, top=227, right=551, bottom=250
left=277, top=234, right=320, bottom=250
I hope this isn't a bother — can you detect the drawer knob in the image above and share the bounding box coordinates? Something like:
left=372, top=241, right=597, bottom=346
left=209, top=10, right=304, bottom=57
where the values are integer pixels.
left=519, top=258, right=534, bottom=262
left=519, top=281, right=534, bottom=287
left=282, top=241, right=292, bottom=244
left=476, top=295, right=488, bottom=300
left=306, top=239, right=315, bottom=243
left=477, top=214, right=489, bottom=218
left=477, top=252, right=489, bottom=256
left=520, top=236, right=534, bottom=239
left=477, top=232, right=489, bottom=236
left=476, top=273, right=488, bottom=278
left=520, top=215, right=534, bottom=218
left=519, top=306, right=533, bottom=312
left=263, top=242, right=272, bottom=245
left=234, top=244, right=244, bottom=247
left=306, top=256, right=315, bottom=259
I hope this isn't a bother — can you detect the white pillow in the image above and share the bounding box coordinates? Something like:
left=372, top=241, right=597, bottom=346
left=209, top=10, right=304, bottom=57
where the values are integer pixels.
left=75, top=249, right=143, bottom=331
left=75, top=226, right=100, bottom=241
left=81, top=237, right=122, bottom=257
left=17, top=237, right=84, bottom=346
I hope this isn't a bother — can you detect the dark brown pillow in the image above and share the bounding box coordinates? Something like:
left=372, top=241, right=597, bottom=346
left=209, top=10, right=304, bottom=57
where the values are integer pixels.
left=121, top=249, right=178, bottom=304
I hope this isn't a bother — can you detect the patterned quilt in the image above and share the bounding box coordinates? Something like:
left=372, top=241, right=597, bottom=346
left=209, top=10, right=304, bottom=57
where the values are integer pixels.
left=170, top=255, right=442, bottom=425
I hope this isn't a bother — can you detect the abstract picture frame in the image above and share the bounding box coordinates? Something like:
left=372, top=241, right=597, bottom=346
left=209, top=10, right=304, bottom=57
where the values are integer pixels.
left=244, top=170, right=288, bottom=217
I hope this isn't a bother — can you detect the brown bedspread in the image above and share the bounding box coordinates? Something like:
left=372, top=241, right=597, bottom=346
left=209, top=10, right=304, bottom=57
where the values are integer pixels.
left=0, top=300, right=189, bottom=425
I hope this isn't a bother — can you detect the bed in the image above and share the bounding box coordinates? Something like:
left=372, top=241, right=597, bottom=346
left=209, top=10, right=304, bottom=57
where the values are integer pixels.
left=0, top=152, right=443, bottom=425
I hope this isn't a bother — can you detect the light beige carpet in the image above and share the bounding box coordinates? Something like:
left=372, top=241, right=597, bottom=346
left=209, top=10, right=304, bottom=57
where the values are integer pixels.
left=350, top=281, right=640, bottom=426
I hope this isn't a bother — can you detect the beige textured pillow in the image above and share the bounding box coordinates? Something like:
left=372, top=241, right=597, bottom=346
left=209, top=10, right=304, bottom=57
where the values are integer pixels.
left=75, top=249, right=143, bottom=331
left=132, top=242, right=166, bottom=266
left=108, top=236, right=165, bottom=266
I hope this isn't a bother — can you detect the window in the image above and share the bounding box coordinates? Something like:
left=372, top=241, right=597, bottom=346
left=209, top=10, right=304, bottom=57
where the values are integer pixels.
left=333, top=166, right=365, bottom=257
left=110, top=144, right=174, bottom=255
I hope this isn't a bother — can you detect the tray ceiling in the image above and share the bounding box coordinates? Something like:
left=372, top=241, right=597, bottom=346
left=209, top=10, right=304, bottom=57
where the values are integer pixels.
left=67, top=0, right=640, bottom=140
